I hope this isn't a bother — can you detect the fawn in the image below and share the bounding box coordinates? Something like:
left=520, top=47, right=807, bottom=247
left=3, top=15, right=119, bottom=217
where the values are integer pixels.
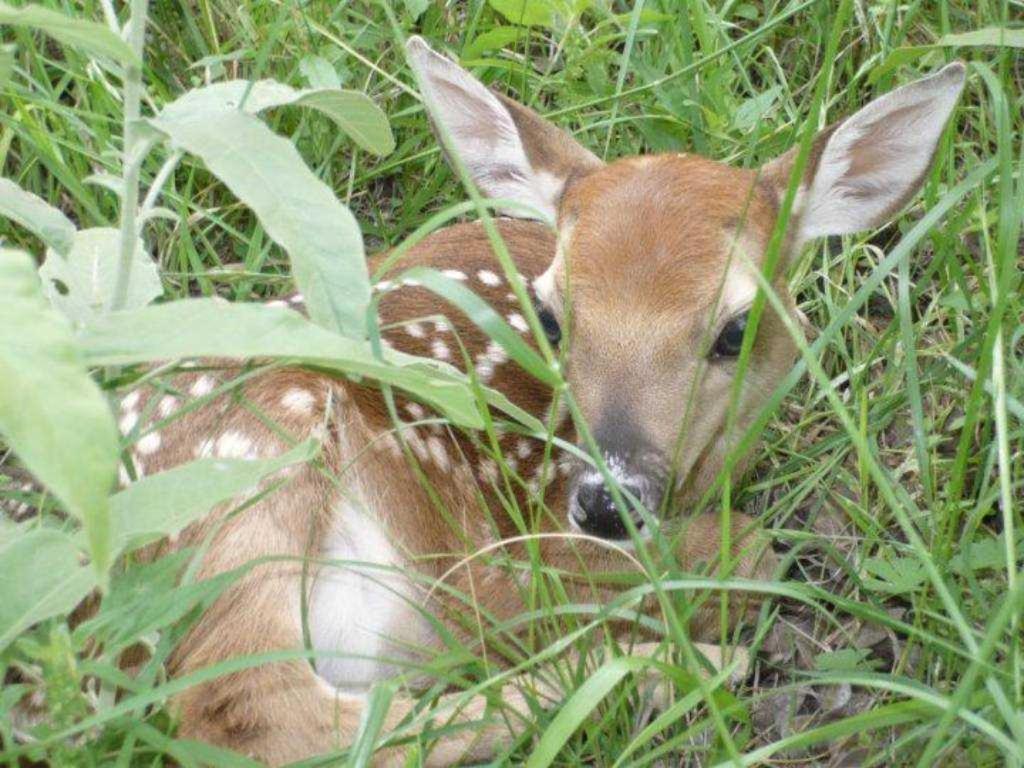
left=111, top=37, right=964, bottom=765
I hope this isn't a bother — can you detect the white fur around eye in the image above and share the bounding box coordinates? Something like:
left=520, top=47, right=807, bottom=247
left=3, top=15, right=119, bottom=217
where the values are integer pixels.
left=720, top=265, right=757, bottom=318
left=532, top=221, right=572, bottom=311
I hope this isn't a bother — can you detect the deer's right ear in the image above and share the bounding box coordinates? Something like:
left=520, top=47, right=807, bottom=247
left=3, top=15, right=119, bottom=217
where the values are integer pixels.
left=762, top=62, right=966, bottom=246
left=406, top=36, right=602, bottom=225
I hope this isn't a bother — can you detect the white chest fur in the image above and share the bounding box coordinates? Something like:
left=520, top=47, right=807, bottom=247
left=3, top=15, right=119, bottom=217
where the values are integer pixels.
left=308, top=499, right=436, bottom=689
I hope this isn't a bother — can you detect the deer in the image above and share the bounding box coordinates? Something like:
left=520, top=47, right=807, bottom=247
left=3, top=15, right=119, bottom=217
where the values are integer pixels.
left=105, top=37, right=965, bottom=766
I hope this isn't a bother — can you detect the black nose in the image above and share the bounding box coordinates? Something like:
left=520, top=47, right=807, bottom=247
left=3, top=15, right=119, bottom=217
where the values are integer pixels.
left=571, top=481, right=645, bottom=539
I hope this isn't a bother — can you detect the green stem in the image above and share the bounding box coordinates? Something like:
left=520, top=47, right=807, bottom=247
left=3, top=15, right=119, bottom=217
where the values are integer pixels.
left=112, top=0, right=150, bottom=311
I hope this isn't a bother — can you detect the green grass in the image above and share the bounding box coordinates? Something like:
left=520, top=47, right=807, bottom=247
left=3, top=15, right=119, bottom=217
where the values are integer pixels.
left=1, top=0, right=1023, bottom=766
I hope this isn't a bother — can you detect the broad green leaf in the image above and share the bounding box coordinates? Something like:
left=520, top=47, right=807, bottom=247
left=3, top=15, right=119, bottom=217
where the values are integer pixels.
left=488, top=0, right=591, bottom=28
left=0, top=528, right=96, bottom=652
left=0, top=2, right=136, bottom=64
left=814, top=648, right=879, bottom=672
left=402, top=0, right=430, bottom=22
left=108, top=440, right=319, bottom=555
left=732, top=3, right=759, bottom=20
left=0, top=177, right=76, bottom=255
left=38, top=227, right=162, bottom=326
left=732, top=86, right=781, bottom=132
left=488, top=0, right=555, bottom=26
left=299, top=55, right=341, bottom=90
left=861, top=556, right=928, bottom=595
left=610, top=9, right=674, bottom=24
left=82, top=172, right=125, bottom=198
left=290, top=89, right=396, bottom=155
left=159, top=79, right=395, bottom=156
left=0, top=249, right=118, bottom=576
left=949, top=535, right=1024, bottom=575
left=871, top=28, right=1024, bottom=83
left=938, top=27, right=1024, bottom=48
left=462, top=26, right=527, bottom=59
left=150, top=108, right=370, bottom=338
left=77, top=298, right=485, bottom=428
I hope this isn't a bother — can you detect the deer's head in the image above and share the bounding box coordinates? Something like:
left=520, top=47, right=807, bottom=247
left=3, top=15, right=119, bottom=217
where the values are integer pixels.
left=408, top=37, right=964, bottom=541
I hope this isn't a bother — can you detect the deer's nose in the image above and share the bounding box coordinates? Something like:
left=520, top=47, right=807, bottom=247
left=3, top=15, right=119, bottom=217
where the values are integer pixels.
left=571, top=480, right=645, bottom=540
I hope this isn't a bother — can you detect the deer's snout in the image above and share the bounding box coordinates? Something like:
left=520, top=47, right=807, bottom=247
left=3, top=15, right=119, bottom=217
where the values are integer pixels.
left=568, top=455, right=666, bottom=541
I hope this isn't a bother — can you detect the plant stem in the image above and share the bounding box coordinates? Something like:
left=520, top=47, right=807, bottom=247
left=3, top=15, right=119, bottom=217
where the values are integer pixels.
left=138, top=149, right=183, bottom=223
left=111, top=0, right=150, bottom=311
left=99, top=0, right=119, bottom=33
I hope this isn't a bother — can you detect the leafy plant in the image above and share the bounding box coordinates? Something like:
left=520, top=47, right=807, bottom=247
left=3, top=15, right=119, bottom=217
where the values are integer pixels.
left=0, top=1, right=1021, bottom=766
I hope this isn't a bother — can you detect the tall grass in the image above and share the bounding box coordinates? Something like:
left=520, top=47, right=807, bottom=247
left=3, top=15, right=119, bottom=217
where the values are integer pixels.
left=1, top=1, right=1022, bottom=765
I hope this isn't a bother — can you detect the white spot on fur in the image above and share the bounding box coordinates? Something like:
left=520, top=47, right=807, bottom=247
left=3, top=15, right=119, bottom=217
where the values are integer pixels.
left=378, top=433, right=402, bottom=458
left=195, top=438, right=215, bottom=458
left=267, top=299, right=288, bottom=308
left=479, top=458, right=499, bottom=484
left=290, top=294, right=304, bottom=304
left=215, top=431, right=254, bottom=458
left=483, top=342, right=507, bottom=364
left=476, top=358, right=495, bottom=381
left=508, top=312, right=529, bottom=332
left=118, top=411, right=138, bottom=434
left=120, top=391, right=140, bottom=411
left=190, top=375, right=214, bottom=398
left=442, top=269, right=467, bottom=281
left=431, top=338, right=451, bottom=360
left=405, top=321, right=426, bottom=338
left=433, top=318, right=450, bottom=333
left=403, top=428, right=429, bottom=461
left=371, top=432, right=400, bottom=458
left=477, top=269, right=501, bottom=286
left=475, top=340, right=509, bottom=382
left=282, top=388, right=316, bottom=415
left=136, top=431, right=162, bottom=455
left=405, top=402, right=425, bottom=421
left=426, top=436, right=450, bottom=472
left=516, top=438, right=533, bottom=459
left=157, top=396, right=179, bottom=418
left=375, top=279, right=395, bottom=292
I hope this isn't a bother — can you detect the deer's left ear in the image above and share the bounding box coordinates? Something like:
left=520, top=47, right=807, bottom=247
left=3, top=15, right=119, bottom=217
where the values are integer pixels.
left=763, top=62, right=966, bottom=243
left=406, top=36, right=602, bottom=224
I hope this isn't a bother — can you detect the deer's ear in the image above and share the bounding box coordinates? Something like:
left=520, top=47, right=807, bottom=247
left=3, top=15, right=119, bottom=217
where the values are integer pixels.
left=406, top=36, right=602, bottom=224
left=763, top=62, right=966, bottom=243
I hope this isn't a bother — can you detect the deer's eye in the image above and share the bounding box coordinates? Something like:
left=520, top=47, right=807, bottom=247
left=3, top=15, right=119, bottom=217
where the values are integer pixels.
left=536, top=305, right=562, bottom=347
left=711, top=312, right=748, bottom=359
